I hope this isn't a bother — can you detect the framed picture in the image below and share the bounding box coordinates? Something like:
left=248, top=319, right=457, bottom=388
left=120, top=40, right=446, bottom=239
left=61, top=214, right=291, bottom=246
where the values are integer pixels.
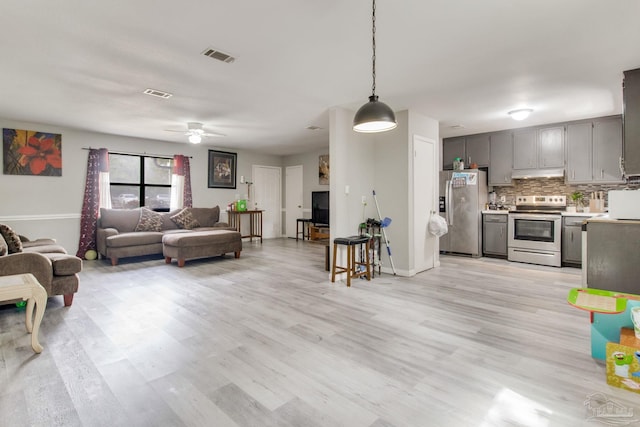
left=319, top=154, right=329, bottom=185
left=208, top=150, right=237, bottom=188
left=3, top=128, right=62, bottom=176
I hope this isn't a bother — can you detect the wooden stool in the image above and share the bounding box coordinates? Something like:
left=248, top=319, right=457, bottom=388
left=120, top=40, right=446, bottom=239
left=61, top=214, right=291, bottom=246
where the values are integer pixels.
left=296, top=218, right=312, bottom=241
left=331, top=235, right=371, bottom=287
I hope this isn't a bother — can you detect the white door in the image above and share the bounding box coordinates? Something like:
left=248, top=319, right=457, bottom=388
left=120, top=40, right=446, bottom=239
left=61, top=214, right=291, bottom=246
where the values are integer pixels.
left=414, top=136, right=436, bottom=273
left=285, top=165, right=304, bottom=238
left=252, top=165, right=282, bottom=239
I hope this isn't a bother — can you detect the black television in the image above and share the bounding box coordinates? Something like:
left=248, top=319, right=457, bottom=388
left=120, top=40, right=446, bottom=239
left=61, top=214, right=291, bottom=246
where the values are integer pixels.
left=311, top=191, right=329, bottom=226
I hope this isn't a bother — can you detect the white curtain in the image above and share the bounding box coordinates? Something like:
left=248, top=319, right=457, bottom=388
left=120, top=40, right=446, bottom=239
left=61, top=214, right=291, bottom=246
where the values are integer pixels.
left=99, top=170, right=112, bottom=209
left=170, top=155, right=192, bottom=211
left=170, top=174, right=185, bottom=211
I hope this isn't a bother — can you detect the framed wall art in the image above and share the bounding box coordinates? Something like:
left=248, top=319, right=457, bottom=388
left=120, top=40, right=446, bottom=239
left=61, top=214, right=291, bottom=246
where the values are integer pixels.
left=208, top=150, right=237, bottom=188
left=319, top=154, right=329, bottom=185
left=3, top=128, right=62, bottom=176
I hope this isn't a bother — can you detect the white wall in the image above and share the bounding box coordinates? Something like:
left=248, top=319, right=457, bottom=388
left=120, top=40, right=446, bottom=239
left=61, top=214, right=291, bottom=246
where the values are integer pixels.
left=282, top=147, right=330, bottom=218
left=0, top=117, right=281, bottom=254
left=330, top=108, right=439, bottom=277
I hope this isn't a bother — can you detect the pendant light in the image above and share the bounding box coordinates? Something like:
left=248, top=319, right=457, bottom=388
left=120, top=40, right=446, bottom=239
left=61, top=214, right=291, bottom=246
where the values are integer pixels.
left=353, top=0, right=397, bottom=133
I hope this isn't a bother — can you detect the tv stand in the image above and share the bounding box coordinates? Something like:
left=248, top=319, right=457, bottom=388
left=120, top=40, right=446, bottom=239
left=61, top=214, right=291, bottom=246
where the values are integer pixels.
left=309, top=224, right=329, bottom=240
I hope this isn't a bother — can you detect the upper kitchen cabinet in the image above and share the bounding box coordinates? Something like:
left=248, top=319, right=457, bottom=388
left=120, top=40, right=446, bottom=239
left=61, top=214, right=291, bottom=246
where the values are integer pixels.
left=513, top=126, right=564, bottom=170
left=537, top=126, right=565, bottom=168
left=623, top=68, right=640, bottom=176
left=593, top=116, right=623, bottom=182
left=489, top=131, right=513, bottom=186
left=513, top=129, right=537, bottom=169
left=566, top=122, right=593, bottom=182
left=442, top=137, right=465, bottom=169
left=566, top=116, right=623, bottom=184
left=442, top=134, right=489, bottom=170
left=464, top=134, right=490, bottom=167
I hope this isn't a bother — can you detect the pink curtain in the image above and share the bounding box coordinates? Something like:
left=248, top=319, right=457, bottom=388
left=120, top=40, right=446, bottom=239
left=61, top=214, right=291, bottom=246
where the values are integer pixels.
left=76, top=148, right=109, bottom=259
left=170, top=155, right=193, bottom=210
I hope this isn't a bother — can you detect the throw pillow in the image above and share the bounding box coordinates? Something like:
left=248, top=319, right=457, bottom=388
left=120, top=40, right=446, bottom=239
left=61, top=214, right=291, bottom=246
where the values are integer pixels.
left=170, top=208, right=200, bottom=230
left=135, top=208, right=164, bottom=232
left=0, top=224, right=23, bottom=254
left=0, top=233, right=7, bottom=256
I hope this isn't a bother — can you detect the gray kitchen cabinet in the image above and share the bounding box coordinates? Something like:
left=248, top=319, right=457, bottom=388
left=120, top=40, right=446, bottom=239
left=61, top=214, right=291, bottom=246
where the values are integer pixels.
left=483, top=213, right=508, bottom=257
left=513, top=126, right=564, bottom=170
left=562, top=216, right=588, bottom=265
left=593, top=116, right=623, bottom=182
left=443, top=135, right=489, bottom=169
left=586, top=220, right=640, bottom=294
left=566, top=122, right=593, bottom=183
left=538, top=126, right=565, bottom=168
left=443, top=137, right=465, bottom=170
left=513, top=129, right=537, bottom=169
left=489, top=131, right=513, bottom=186
left=623, top=68, right=640, bottom=176
left=566, top=117, right=623, bottom=184
left=465, top=134, right=490, bottom=167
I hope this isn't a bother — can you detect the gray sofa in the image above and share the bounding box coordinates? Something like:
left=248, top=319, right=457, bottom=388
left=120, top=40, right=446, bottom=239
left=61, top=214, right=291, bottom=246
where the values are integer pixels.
left=97, top=206, right=240, bottom=265
left=0, top=229, right=82, bottom=306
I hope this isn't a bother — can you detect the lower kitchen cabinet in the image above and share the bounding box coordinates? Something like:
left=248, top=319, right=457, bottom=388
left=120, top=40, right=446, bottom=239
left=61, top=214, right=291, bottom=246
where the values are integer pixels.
left=483, top=213, right=508, bottom=258
left=562, top=216, right=589, bottom=266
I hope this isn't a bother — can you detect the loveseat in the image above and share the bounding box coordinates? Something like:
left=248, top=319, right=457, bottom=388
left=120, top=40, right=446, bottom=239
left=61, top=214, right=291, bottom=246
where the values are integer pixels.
left=97, top=206, right=240, bottom=265
left=0, top=225, right=82, bottom=306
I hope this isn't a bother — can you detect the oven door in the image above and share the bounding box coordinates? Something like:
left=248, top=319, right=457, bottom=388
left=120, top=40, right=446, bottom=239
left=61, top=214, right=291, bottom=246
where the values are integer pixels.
left=508, top=214, right=561, bottom=251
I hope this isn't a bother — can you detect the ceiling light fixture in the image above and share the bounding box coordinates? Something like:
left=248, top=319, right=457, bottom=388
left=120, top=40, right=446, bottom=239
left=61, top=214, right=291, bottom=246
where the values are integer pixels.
left=353, top=0, right=397, bottom=133
left=508, top=108, right=533, bottom=121
left=188, top=134, right=202, bottom=144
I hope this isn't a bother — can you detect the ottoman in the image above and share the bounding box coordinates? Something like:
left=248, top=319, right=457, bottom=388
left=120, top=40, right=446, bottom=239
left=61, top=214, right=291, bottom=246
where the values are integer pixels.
left=162, top=230, right=242, bottom=267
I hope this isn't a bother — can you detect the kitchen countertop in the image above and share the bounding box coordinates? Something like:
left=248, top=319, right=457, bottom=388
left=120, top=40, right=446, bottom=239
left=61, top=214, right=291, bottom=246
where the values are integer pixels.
left=585, top=215, right=640, bottom=224
left=481, top=210, right=606, bottom=217
left=482, top=210, right=509, bottom=214
left=562, top=212, right=605, bottom=217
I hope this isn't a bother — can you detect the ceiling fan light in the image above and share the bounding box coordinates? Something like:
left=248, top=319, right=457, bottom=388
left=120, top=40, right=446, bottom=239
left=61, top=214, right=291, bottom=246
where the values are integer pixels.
left=188, top=134, right=202, bottom=144
left=508, top=108, right=533, bottom=121
left=353, top=95, right=397, bottom=133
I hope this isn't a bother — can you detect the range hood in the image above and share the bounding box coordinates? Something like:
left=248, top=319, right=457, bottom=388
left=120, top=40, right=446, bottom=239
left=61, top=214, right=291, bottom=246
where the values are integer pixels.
left=511, top=168, right=565, bottom=179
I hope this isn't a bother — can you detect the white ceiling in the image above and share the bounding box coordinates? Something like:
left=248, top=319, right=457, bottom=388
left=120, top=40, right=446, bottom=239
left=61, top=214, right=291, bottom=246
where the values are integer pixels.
left=1, top=0, right=639, bottom=156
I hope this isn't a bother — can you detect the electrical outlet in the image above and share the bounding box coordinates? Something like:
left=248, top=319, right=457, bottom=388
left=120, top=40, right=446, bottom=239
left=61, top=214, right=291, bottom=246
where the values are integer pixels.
left=362, top=196, right=367, bottom=204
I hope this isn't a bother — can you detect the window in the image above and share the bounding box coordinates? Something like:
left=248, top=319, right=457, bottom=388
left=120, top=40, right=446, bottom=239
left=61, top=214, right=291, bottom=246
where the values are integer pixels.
left=109, top=154, right=173, bottom=210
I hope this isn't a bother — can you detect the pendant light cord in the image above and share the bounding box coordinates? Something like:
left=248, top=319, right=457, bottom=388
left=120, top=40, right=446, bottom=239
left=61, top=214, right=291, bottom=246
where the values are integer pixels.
left=371, top=0, right=377, bottom=97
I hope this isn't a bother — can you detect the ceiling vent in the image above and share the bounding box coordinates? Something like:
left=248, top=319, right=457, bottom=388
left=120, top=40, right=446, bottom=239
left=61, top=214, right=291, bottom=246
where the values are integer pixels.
left=202, top=47, right=235, bottom=63
left=143, top=88, right=173, bottom=99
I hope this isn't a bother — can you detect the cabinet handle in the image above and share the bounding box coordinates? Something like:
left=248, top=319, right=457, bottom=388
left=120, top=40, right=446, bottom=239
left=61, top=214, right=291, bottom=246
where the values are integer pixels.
left=468, top=156, right=471, bottom=165
left=570, top=230, right=573, bottom=242
left=601, top=169, right=604, bottom=178
left=572, top=170, right=575, bottom=179
left=500, top=227, right=503, bottom=237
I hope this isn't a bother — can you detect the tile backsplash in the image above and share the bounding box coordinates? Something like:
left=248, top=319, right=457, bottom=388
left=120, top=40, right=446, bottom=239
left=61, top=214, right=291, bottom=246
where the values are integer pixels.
left=492, top=178, right=639, bottom=208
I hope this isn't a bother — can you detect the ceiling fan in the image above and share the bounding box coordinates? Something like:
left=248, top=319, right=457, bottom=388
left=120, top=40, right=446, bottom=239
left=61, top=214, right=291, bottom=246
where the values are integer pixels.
left=165, top=122, right=225, bottom=143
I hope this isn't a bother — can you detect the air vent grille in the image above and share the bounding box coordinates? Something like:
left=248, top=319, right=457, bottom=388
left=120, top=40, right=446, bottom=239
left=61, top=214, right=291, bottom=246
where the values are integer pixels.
left=202, top=47, right=235, bottom=63
left=143, top=88, right=173, bottom=99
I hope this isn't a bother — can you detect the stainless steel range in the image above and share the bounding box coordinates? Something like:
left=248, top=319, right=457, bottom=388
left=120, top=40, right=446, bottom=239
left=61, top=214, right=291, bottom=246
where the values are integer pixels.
left=508, top=195, right=566, bottom=267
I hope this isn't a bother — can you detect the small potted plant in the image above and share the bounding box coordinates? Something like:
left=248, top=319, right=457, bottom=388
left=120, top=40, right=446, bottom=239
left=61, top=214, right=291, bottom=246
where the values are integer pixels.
left=570, top=191, right=584, bottom=212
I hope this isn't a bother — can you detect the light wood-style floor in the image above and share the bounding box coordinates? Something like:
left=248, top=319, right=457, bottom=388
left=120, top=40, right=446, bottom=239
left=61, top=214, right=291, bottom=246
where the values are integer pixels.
left=1, top=238, right=638, bottom=426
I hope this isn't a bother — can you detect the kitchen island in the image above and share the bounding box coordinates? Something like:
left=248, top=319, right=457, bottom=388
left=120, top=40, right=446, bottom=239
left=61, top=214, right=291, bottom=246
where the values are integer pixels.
left=584, top=217, right=640, bottom=294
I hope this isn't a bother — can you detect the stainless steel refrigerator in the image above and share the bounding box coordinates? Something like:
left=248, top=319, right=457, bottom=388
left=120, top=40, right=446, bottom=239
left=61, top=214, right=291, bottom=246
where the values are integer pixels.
left=439, top=169, right=488, bottom=257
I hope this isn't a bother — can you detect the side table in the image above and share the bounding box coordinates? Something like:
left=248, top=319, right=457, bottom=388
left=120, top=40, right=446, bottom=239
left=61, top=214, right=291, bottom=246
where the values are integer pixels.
left=0, top=273, right=47, bottom=353
left=228, top=210, right=263, bottom=243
